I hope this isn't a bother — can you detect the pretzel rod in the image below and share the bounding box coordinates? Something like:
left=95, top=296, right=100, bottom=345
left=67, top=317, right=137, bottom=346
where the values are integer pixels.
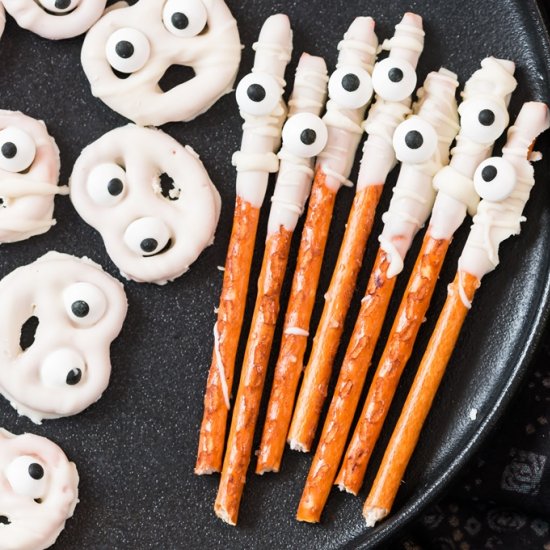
left=288, top=12, right=425, bottom=455
left=195, top=14, right=292, bottom=475
left=256, top=17, right=379, bottom=473
left=214, top=54, right=329, bottom=524
left=332, top=68, right=460, bottom=495
left=364, top=101, right=550, bottom=526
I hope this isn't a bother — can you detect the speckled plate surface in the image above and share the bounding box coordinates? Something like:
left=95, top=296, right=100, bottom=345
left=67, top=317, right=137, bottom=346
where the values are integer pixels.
left=0, top=1, right=549, bottom=549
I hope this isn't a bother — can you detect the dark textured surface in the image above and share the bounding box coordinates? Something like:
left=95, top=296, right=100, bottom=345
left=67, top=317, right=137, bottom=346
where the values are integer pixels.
left=0, top=1, right=548, bottom=549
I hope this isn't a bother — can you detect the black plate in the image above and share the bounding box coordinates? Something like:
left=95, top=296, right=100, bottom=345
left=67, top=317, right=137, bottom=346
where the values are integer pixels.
left=0, top=0, right=549, bottom=548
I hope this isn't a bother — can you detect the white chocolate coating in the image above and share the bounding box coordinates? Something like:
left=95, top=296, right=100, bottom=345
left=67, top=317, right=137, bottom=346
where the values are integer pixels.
left=3, top=0, right=106, bottom=40
left=0, top=5, right=5, bottom=40
left=458, top=102, right=550, bottom=281
left=0, top=252, right=127, bottom=423
left=0, top=429, right=79, bottom=550
left=0, top=111, right=65, bottom=244
left=430, top=58, right=517, bottom=240
left=81, top=0, right=241, bottom=126
left=70, top=125, right=221, bottom=285
left=378, top=69, right=459, bottom=278
left=267, top=53, right=328, bottom=236
left=358, top=12, right=425, bottom=189
left=317, top=17, right=378, bottom=191
left=234, top=14, right=293, bottom=208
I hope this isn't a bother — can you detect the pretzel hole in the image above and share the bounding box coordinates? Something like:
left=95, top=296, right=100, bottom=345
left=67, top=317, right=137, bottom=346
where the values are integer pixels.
left=159, top=173, right=179, bottom=201
left=0, top=515, right=10, bottom=525
left=0, top=198, right=6, bottom=208
left=159, top=65, right=195, bottom=92
left=20, top=316, right=39, bottom=351
left=112, top=68, right=132, bottom=80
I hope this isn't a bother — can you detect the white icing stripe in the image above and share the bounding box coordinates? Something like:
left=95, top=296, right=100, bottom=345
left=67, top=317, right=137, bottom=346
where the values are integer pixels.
left=457, top=270, right=473, bottom=309
left=284, top=327, right=309, bottom=337
left=232, top=151, right=279, bottom=173
left=0, top=218, right=56, bottom=233
left=378, top=235, right=404, bottom=279
left=213, top=322, right=230, bottom=410
left=0, top=181, right=68, bottom=197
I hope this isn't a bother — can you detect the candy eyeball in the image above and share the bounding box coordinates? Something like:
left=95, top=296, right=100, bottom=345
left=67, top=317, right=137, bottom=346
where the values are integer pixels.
left=40, top=349, right=86, bottom=388
left=124, top=217, right=171, bottom=257
left=328, top=66, right=373, bottom=109
left=236, top=72, right=281, bottom=116
left=459, top=98, right=509, bottom=145
left=372, top=57, right=417, bottom=102
left=473, top=157, right=516, bottom=202
left=163, top=0, right=208, bottom=37
left=393, top=116, right=438, bottom=164
left=282, top=113, right=328, bottom=158
left=0, top=127, right=37, bottom=173
left=63, top=282, right=107, bottom=327
left=5, top=455, right=47, bottom=499
left=106, top=28, right=151, bottom=74
left=87, top=163, right=127, bottom=206
left=38, top=0, right=80, bottom=14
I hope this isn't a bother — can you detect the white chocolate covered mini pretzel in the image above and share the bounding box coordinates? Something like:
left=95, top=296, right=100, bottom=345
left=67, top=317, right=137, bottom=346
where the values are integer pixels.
left=70, top=125, right=221, bottom=284
left=0, top=110, right=65, bottom=244
left=81, top=0, right=241, bottom=126
left=3, top=0, right=107, bottom=40
left=0, top=428, right=79, bottom=550
left=0, top=252, right=127, bottom=423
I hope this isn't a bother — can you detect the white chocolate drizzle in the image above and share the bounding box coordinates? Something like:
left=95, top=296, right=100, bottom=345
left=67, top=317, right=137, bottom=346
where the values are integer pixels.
left=284, top=327, right=309, bottom=337
left=213, top=322, right=230, bottom=410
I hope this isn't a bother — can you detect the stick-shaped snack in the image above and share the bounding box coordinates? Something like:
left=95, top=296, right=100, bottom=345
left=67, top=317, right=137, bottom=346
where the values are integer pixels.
left=287, top=13, right=425, bottom=461
left=195, top=15, right=292, bottom=475
left=363, top=101, right=550, bottom=527
left=214, top=55, right=329, bottom=525
left=296, top=57, right=517, bottom=521
left=256, top=17, right=379, bottom=474
left=332, top=68, right=460, bottom=496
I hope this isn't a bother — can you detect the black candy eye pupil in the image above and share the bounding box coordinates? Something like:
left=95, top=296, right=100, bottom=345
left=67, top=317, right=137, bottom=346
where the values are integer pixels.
left=55, top=0, right=71, bottom=8
left=28, top=463, right=44, bottom=480
left=115, top=41, right=135, bottom=59
left=66, top=368, right=82, bottom=386
left=246, top=84, right=266, bottom=103
left=1, top=142, right=17, bottom=159
left=341, top=73, right=360, bottom=92
left=107, top=177, right=123, bottom=196
left=478, top=109, right=496, bottom=126
left=141, top=238, right=158, bottom=253
left=481, top=165, right=498, bottom=182
left=405, top=130, right=424, bottom=150
left=71, top=300, right=90, bottom=318
left=300, top=129, right=317, bottom=146
left=388, top=67, right=404, bottom=83
left=171, top=12, right=189, bottom=30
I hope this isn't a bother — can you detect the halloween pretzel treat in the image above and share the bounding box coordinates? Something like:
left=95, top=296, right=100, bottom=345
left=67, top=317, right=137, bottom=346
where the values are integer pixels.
left=256, top=17, right=378, bottom=474
left=0, top=429, right=79, bottom=550
left=195, top=14, right=292, bottom=475
left=81, top=0, right=242, bottom=126
left=331, top=68, right=460, bottom=496
left=70, top=125, right=221, bottom=285
left=0, top=252, right=127, bottom=424
left=286, top=12, right=425, bottom=464
left=364, top=101, right=550, bottom=527
left=2, top=0, right=107, bottom=40
left=0, top=110, right=65, bottom=244
left=215, top=53, right=329, bottom=524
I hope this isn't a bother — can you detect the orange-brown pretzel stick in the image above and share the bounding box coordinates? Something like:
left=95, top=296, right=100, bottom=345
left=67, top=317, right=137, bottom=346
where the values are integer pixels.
left=287, top=12, right=425, bottom=455
left=363, top=101, right=550, bottom=526
left=256, top=17, right=379, bottom=474
left=195, top=15, right=293, bottom=474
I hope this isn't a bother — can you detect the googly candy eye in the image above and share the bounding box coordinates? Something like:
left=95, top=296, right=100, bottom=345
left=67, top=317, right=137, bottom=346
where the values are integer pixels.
left=393, top=116, right=438, bottom=164
left=459, top=98, right=509, bottom=145
left=5, top=455, right=47, bottom=499
left=0, top=127, right=37, bottom=173
left=63, top=282, right=107, bottom=327
left=38, top=0, right=80, bottom=14
left=41, top=349, right=86, bottom=388
left=124, top=217, right=171, bottom=257
left=87, top=163, right=127, bottom=206
left=282, top=113, right=328, bottom=158
left=163, top=0, right=208, bottom=37
left=372, top=57, right=417, bottom=102
left=328, top=66, right=373, bottom=109
left=105, top=28, right=151, bottom=74
left=473, top=157, right=517, bottom=202
left=235, top=73, right=281, bottom=116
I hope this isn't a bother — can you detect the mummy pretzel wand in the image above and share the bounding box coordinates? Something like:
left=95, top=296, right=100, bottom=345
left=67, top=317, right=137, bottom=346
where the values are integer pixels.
left=214, top=54, right=329, bottom=526
left=256, top=17, right=378, bottom=474
left=195, top=15, right=292, bottom=475
left=328, top=68, right=460, bottom=497
left=363, top=101, right=550, bottom=527
left=286, top=12, right=425, bottom=460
